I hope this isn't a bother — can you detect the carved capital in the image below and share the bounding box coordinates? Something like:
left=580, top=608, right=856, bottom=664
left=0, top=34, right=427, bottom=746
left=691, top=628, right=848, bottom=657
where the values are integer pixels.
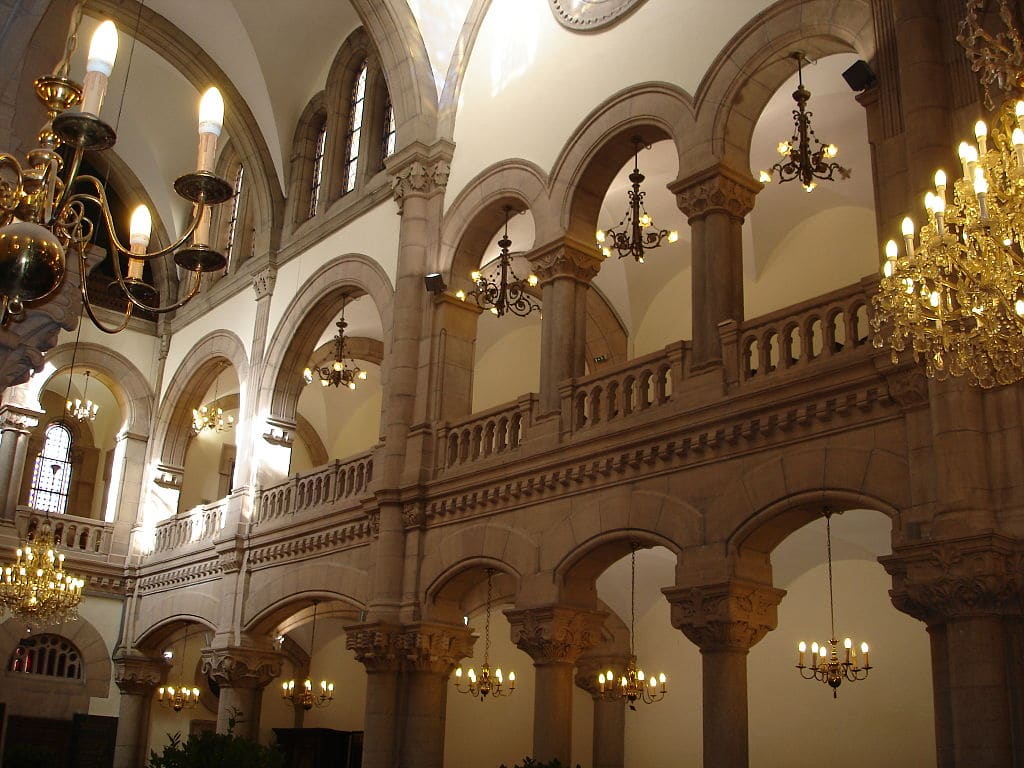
left=345, top=622, right=474, bottom=674
left=113, top=652, right=166, bottom=696
left=366, top=510, right=380, bottom=537
left=402, top=502, right=426, bottom=529
left=201, top=647, right=281, bottom=689
left=881, top=534, right=1024, bottom=625
left=670, top=165, right=760, bottom=222
left=0, top=403, right=42, bottom=433
left=506, top=606, right=606, bottom=664
left=252, top=267, right=277, bottom=300
left=665, top=580, right=785, bottom=652
left=527, top=243, right=602, bottom=285
left=346, top=623, right=403, bottom=673
left=392, top=158, right=450, bottom=213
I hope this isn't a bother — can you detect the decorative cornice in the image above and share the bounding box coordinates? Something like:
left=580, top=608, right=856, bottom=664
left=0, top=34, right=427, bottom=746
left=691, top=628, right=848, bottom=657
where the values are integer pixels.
left=247, top=517, right=373, bottom=567
left=201, top=647, right=282, bottom=689
left=138, top=559, right=222, bottom=594
left=664, top=580, right=786, bottom=651
left=670, top=164, right=761, bottom=222
left=506, top=606, right=606, bottom=664
left=252, top=267, right=277, bottom=300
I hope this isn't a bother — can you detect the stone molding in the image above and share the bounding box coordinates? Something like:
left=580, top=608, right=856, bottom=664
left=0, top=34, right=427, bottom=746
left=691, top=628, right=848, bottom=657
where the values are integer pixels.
left=201, top=646, right=282, bottom=689
left=506, top=606, right=607, bottom=664
left=252, top=267, right=277, bottom=300
left=345, top=622, right=474, bottom=674
left=665, top=580, right=786, bottom=651
left=881, top=534, right=1024, bottom=625
left=113, top=652, right=166, bottom=696
left=527, top=242, right=603, bottom=285
left=670, top=164, right=760, bottom=222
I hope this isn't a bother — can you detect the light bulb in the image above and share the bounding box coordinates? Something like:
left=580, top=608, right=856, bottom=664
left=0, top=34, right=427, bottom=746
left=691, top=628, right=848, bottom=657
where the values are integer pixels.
left=598, top=672, right=606, bottom=685
left=932, top=193, right=946, bottom=214
left=958, top=142, right=970, bottom=161
left=1015, top=299, right=1024, bottom=316
left=455, top=667, right=463, bottom=678
left=804, top=182, right=817, bottom=192
left=964, top=145, right=979, bottom=163
left=759, top=170, right=772, bottom=183
left=489, top=307, right=498, bottom=315
left=508, top=671, right=515, bottom=682
left=198, top=87, right=225, bottom=136
left=798, top=641, right=807, bottom=652
left=777, top=141, right=791, bottom=155
left=819, top=646, right=827, bottom=658
left=930, top=290, right=941, bottom=308
left=901, top=217, right=914, bottom=237
left=811, top=642, right=819, bottom=654
left=667, top=230, right=679, bottom=243
left=934, top=170, right=946, bottom=189
left=824, top=144, right=838, bottom=158
left=130, top=205, right=152, bottom=248
left=455, top=290, right=466, bottom=301
left=602, top=246, right=611, bottom=258
left=844, top=637, right=852, bottom=649
left=974, top=166, right=989, bottom=194
left=924, top=192, right=936, bottom=213
left=975, top=120, right=988, bottom=139
left=861, top=642, right=869, bottom=654
left=1013, top=128, right=1024, bottom=147
left=527, top=274, right=539, bottom=286
left=87, top=21, right=118, bottom=75
left=358, top=370, right=367, bottom=380
left=596, top=229, right=606, bottom=243
left=658, top=673, right=666, bottom=683
left=470, top=270, right=481, bottom=282
left=639, top=213, right=652, bottom=227
left=1017, top=101, right=1024, bottom=119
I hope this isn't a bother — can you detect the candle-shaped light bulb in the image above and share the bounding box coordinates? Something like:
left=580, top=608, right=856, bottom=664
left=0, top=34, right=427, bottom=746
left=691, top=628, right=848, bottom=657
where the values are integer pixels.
left=128, top=204, right=151, bottom=280
left=819, top=645, right=827, bottom=658
left=924, top=192, right=936, bottom=214
left=668, top=230, right=679, bottom=243
left=596, top=229, right=606, bottom=243
left=811, top=641, right=819, bottom=655
left=974, top=166, right=990, bottom=219
left=80, top=20, right=118, bottom=115
left=844, top=637, right=852, bottom=663
left=861, top=642, right=870, bottom=666
left=1016, top=298, right=1024, bottom=316
left=198, top=87, right=225, bottom=137
left=455, top=667, right=462, bottom=678
left=1016, top=101, right=1024, bottom=121
left=934, top=169, right=947, bottom=206
left=975, top=120, right=989, bottom=153
left=759, top=170, right=772, bottom=184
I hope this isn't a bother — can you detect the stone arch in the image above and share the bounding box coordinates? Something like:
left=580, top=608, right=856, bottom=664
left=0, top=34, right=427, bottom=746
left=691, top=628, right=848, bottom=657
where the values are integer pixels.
left=134, top=612, right=218, bottom=654
left=424, top=559, right=522, bottom=626
left=262, top=254, right=394, bottom=424
left=154, top=330, right=248, bottom=470
left=0, top=614, right=113, bottom=698
left=36, top=342, right=154, bottom=438
left=245, top=584, right=367, bottom=637
left=436, top=0, right=491, bottom=139
left=244, top=563, right=370, bottom=634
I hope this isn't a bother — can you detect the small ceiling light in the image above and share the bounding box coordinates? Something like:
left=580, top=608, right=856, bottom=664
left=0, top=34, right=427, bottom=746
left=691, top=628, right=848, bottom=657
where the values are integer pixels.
left=457, top=206, right=539, bottom=318
left=66, top=369, right=99, bottom=422
left=192, top=363, right=234, bottom=434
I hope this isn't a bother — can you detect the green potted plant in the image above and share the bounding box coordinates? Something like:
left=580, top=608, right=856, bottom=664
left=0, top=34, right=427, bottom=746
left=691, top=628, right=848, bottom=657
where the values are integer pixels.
left=148, top=731, right=284, bottom=768
left=499, top=758, right=582, bottom=768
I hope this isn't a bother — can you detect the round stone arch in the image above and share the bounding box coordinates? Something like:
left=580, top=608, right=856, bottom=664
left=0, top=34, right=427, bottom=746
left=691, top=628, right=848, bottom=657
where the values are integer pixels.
left=244, top=565, right=370, bottom=634
left=423, top=556, right=522, bottom=626
left=36, top=342, right=154, bottom=439
left=261, top=254, right=394, bottom=424
left=154, top=330, right=249, bottom=471
left=0, top=614, right=113, bottom=699
left=245, top=588, right=366, bottom=637
left=133, top=613, right=218, bottom=655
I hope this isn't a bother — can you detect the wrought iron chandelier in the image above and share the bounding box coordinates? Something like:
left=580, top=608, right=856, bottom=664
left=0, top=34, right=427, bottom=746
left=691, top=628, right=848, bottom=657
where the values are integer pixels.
left=0, top=525, right=85, bottom=625
left=596, top=137, right=679, bottom=262
left=66, top=369, right=98, bottom=422
left=0, top=3, right=233, bottom=332
left=453, top=569, right=516, bottom=700
left=872, top=0, right=1024, bottom=387
left=281, top=600, right=335, bottom=710
left=192, top=366, right=234, bottom=434
left=456, top=206, right=540, bottom=317
left=597, top=545, right=666, bottom=709
left=795, top=512, right=871, bottom=697
left=303, top=301, right=368, bottom=389
left=158, top=627, right=201, bottom=712
left=758, top=53, right=850, bottom=193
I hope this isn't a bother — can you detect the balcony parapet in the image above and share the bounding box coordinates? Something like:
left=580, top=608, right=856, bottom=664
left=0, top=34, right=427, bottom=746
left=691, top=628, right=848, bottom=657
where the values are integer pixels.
left=151, top=498, right=227, bottom=556
left=254, top=450, right=374, bottom=530
left=435, top=395, right=536, bottom=474
left=14, top=506, right=117, bottom=558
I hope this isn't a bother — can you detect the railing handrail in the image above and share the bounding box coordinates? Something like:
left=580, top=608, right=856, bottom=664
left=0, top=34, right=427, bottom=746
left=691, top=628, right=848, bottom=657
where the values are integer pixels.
left=738, top=279, right=876, bottom=336
left=258, top=448, right=375, bottom=499
left=565, top=343, right=680, bottom=391
left=435, top=396, right=530, bottom=433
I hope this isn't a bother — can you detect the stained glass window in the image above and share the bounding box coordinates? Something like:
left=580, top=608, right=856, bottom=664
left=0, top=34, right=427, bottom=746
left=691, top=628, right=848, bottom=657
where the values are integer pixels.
left=28, top=423, right=72, bottom=514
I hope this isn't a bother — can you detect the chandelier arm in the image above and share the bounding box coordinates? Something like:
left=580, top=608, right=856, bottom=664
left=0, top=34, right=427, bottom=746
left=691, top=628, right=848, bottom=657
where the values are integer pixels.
left=75, top=247, right=135, bottom=334
left=49, top=138, right=86, bottom=218
left=0, top=154, right=25, bottom=220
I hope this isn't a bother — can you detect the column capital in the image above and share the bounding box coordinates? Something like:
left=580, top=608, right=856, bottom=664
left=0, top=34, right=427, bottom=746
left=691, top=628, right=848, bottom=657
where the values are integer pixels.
left=113, top=651, right=167, bottom=696
left=664, top=579, right=785, bottom=652
left=0, top=403, right=42, bottom=433
left=527, top=240, right=603, bottom=286
left=201, top=646, right=282, bottom=689
left=881, top=534, right=1024, bottom=625
left=506, top=605, right=607, bottom=665
left=251, top=266, right=277, bottom=300
left=574, top=653, right=632, bottom=698
left=345, top=621, right=474, bottom=674
left=388, top=140, right=455, bottom=213
left=669, top=164, right=761, bottom=222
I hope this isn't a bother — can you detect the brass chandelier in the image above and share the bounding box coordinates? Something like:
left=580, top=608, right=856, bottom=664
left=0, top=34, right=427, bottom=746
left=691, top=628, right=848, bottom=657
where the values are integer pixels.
left=158, top=627, right=201, bottom=712
left=453, top=569, right=516, bottom=700
left=758, top=53, right=850, bottom=193
left=303, top=301, right=368, bottom=389
left=192, top=365, right=234, bottom=434
left=0, top=526, right=85, bottom=625
left=66, top=369, right=99, bottom=422
left=596, top=137, right=678, bottom=262
left=597, top=545, right=666, bottom=709
left=281, top=600, right=335, bottom=710
left=456, top=206, right=540, bottom=317
left=872, top=0, right=1024, bottom=387
left=0, top=3, right=233, bottom=332
left=795, top=512, right=871, bottom=697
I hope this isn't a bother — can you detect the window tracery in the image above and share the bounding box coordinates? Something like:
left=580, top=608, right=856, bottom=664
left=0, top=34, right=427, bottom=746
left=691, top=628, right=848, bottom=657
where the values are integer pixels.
left=8, top=633, right=83, bottom=680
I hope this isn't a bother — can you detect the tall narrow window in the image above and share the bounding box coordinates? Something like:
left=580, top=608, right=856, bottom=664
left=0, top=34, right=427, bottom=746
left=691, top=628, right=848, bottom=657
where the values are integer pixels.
left=309, top=120, right=328, bottom=219
left=29, top=423, right=73, bottom=514
left=382, top=97, right=396, bottom=162
left=224, top=164, right=245, bottom=262
left=343, top=62, right=368, bottom=194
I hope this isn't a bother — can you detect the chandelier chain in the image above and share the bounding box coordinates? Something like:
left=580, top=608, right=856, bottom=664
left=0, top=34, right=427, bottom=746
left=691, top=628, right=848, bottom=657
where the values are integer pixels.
left=484, top=569, right=492, bottom=664
left=825, top=514, right=836, bottom=642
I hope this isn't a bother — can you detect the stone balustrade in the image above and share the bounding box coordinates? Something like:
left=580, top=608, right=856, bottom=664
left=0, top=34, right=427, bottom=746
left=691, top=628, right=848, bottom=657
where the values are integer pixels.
left=435, top=394, right=535, bottom=472
left=16, top=506, right=114, bottom=556
left=255, top=450, right=374, bottom=527
left=152, top=499, right=226, bottom=554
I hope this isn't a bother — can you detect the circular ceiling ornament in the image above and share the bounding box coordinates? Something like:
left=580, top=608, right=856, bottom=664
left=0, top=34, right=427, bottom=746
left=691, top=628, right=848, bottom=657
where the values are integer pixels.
left=548, top=0, right=649, bottom=31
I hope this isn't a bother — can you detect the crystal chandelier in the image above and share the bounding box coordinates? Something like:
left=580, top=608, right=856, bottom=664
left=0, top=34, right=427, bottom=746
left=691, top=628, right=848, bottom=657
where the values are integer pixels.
left=795, top=512, right=871, bottom=697
left=65, top=369, right=98, bottom=422
left=596, top=137, right=679, bottom=262
left=192, top=367, right=234, bottom=434
left=0, top=3, right=233, bottom=332
left=0, top=525, right=85, bottom=625
left=758, top=53, right=850, bottom=193
left=281, top=600, right=335, bottom=710
left=597, top=545, right=666, bottom=709
left=872, top=1, right=1024, bottom=387
left=303, top=301, right=368, bottom=388
left=453, top=569, right=516, bottom=700
left=456, top=206, right=540, bottom=317
left=158, top=627, right=201, bottom=712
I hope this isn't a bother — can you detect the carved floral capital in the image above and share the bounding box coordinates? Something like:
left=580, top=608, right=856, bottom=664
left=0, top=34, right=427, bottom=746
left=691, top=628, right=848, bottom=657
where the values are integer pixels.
left=392, top=160, right=450, bottom=213
left=664, top=580, right=785, bottom=651
left=113, top=652, right=166, bottom=696
left=527, top=244, right=602, bottom=285
left=345, top=622, right=474, bottom=674
left=506, top=606, right=607, bottom=664
left=201, top=647, right=281, bottom=689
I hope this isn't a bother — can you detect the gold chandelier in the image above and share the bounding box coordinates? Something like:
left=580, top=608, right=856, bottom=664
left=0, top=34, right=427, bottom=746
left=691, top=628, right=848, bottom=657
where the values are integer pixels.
left=872, top=0, right=1024, bottom=387
left=597, top=545, right=666, bottom=709
left=158, top=627, right=201, bottom=712
left=758, top=53, right=849, bottom=193
left=192, top=364, right=234, bottom=434
left=795, top=512, right=871, bottom=697
left=456, top=206, right=540, bottom=317
left=66, top=369, right=98, bottom=422
left=0, top=3, right=233, bottom=332
left=596, top=137, right=678, bottom=262
left=453, top=569, right=516, bottom=700
left=303, top=300, right=368, bottom=389
left=281, top=600, right=335, bottom=710
left=0, top=526, right=85, bottom=625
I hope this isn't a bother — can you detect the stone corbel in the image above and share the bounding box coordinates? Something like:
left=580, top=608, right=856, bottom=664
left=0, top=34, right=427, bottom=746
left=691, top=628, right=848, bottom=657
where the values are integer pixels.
left=113, top=651, right=167, bottom=696
left=395, top=622, right=475, bottom=675
left=251, top=266, right=277, bottom=300
left=262, top=416, right=295, bottom=447
left=153, top=464, right=184, bottom=489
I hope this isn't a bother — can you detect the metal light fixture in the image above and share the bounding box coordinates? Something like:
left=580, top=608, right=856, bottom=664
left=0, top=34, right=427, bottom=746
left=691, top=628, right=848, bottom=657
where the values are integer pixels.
left=795, top=512, right=871, bottom=697
left=758, top=53, right=850, bottom=193
left=281, top=600, right=335, bottom=710
left=596, top=137, right=679, bottom=263
left=456, top=206, right=540, bottom=317
left=0, top=3, right=233, bottom=332
left=303, top=300, right=368, bottom=389
left=453, top=568, right=516, bottom=700
left=872, top=1, right=1024, bottom=388
left=192, top=365, right=234, bottom=434
left=65, top=370, right=98, bottom=422
left=158, top=627, right=201, bottom=712
left=0, top=525, right=85, bottom=625
left=597, top=545, right=666, bottom=709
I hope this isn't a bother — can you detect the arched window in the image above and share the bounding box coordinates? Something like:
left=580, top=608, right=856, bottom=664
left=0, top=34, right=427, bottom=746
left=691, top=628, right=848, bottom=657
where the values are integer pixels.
left=382, top=97, right=396, bottom=162
left=343, top=61, right=368, bottom=194
left=28, top=422, right=73, bottom=514
left=225, top=164, right=245, bottom=263
left=9, top=633, right=83, bottom=679
left=309, top=120, right=328, bottom=219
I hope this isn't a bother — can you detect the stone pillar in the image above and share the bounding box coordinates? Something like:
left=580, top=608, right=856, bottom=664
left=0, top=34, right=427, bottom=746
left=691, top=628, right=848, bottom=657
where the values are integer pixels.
left=347, top=624, right=402, bottom=768
left=105, top=430, right=148, bottom=553
left=0, top=403, right=41, bottom=520
left=507, top=606, right=607, bottom=765
left=665, top=580, right=785, bottom=768
left=670, top=165, right=759, bottom=370
left=575, top=656, right=628, bottom=768
left=883, top=535, right=1024, bottom=768
left=201, top=646, right=281, bottom=740
left=426, top=294, right=483, bottom=423
left=527, top=243, right=602, bottom=414
left=113, top=652, right=166, bottom=768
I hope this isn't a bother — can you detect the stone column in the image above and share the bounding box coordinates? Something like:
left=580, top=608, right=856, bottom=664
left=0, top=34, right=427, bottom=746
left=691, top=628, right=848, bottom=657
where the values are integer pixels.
left=347, top=624, right=402, bottom=768
left=105, top=430, right=148, bottom=553
left=670, top=165, right=759, bottom=371
left=201, top=646, right=281, bottom=740
left=0, top=403, right=40, bottom=520
left=527, top=243, right=602, bottom=415
left=883, top=535, right=1024, bottom=768
left=426, top=294, right=483, bottom=423
left=112, top=652, right=166, bottom=768
left=575, top=655, right=628, bottom=768
left=507, top=606, right=607, bottom=765
left=665, top=580, right=785, bottom=768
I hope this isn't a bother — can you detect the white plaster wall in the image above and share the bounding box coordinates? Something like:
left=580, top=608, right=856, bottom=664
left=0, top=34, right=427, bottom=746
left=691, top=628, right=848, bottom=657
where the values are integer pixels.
left=471, top=317, right=541, bottom=413
left=296, top=362, right=383, bottom=461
